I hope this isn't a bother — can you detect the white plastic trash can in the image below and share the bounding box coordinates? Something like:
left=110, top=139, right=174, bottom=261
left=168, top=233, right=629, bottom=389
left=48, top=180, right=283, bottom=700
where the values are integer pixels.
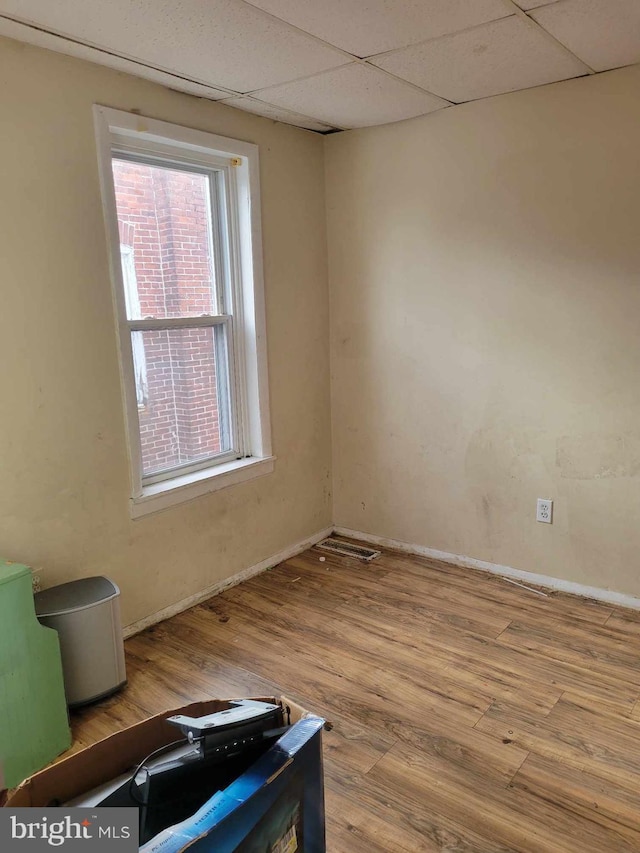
left=34, top=576, right=127, bottom=708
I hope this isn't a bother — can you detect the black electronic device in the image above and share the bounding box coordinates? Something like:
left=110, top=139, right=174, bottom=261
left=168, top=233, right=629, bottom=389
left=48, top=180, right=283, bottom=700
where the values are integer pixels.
left=67, top=700, right=289, bottom=845
left=166, top=698, right=286, bottom=754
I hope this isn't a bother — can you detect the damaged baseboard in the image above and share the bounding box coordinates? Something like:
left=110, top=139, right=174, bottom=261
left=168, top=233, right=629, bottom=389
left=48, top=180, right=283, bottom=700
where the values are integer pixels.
left=123, top=525, right=334, bottom=638
left=334, top=526, right=640, bottom=612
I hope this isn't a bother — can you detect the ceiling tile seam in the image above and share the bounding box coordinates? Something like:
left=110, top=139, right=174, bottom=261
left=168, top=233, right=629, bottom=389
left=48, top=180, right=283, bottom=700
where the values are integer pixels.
left=246, top=61, right=356, bottom=96
left=362, top=14, right=518, bottom=63
left=247, top=59, right=453, bottom=109
left=0, top=12, right=242, bottom=97
left=500, top=0, right=597, bottom=74
left=239, top=0, right=517, bottom=62
left=236, top=0, right=359, bottom=62
left=355, top=59, right=455, bottom=106
left=434, top=71, right=593, bottom=107
left=222, top=95, right=347, bottom=131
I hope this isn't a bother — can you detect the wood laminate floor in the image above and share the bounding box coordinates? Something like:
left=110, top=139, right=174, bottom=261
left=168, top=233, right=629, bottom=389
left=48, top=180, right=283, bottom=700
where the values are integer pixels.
left=71, top=541, right=640, bottom=851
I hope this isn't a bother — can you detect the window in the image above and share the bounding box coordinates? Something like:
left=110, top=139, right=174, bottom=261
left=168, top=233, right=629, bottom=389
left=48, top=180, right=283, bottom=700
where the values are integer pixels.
left=94, top=107, right=273, bottom=517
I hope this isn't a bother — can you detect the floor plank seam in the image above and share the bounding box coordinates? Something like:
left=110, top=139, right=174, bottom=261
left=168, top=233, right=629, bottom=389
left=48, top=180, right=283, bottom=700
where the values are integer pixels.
left=504, top=746, right=531, bottom=788
left=538, top=688, right=565, bottom=722
left=471, top=702, right=493, bottom=731
left=494, top=620, right=512, bottom=641
left=628, top=698, right=640, bottom=720
left=362, top=739, right=400, bottom=778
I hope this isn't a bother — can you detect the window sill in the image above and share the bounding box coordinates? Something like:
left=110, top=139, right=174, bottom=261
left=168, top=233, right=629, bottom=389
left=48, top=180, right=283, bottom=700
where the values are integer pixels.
left=130, top=455, right=275, bottom=519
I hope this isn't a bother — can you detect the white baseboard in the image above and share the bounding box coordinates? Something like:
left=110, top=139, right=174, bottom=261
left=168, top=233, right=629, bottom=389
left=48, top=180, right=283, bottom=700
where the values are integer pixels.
left=334, top=526, right=640, bottom=612
left=123, top=523, right=640, bottom=638
left=123, top=525, right=333, bottom=638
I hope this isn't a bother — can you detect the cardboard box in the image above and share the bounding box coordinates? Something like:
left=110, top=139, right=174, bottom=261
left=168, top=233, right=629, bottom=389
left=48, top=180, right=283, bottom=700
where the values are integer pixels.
left=2, top=696, right=326, bottom=853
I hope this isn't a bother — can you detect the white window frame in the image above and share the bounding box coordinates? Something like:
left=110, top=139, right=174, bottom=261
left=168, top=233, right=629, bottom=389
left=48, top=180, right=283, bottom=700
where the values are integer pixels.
left=93, top=106, right=273, bottom=518
left=119, top=244, right=148, bottom=409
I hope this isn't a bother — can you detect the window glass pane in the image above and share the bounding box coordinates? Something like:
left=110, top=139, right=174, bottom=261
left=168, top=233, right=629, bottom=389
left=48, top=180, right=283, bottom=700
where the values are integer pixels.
left=135, top=326, right=233, bottom=477
left=112, top=158, right=218, bottom=319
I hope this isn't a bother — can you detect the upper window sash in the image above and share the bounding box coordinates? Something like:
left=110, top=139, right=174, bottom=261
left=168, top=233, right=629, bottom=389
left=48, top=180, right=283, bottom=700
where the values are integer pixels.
left=112, top=150, right=233, bottom=321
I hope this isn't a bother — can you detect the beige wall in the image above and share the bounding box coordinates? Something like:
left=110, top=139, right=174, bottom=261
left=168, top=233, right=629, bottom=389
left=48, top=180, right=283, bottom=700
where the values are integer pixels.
left=326, top=65, right=640, bottom=596
left=0, top=36, right=332, bottom=626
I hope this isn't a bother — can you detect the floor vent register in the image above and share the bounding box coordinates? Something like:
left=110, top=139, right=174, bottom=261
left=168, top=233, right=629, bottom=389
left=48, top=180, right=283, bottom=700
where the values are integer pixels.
left=315, top=538, right=381, bottom=561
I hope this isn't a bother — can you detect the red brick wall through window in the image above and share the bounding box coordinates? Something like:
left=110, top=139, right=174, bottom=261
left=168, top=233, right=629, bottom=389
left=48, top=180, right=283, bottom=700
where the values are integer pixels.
left=112, top=160, right=225, bottom=476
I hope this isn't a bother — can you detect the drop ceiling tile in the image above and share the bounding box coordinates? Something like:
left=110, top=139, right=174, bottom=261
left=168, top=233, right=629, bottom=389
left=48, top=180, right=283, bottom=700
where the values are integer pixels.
left=0, top=0, right=347, bottom=92
left=252, top=63, right=449, bottom=128
left=222, top=97, right=337, bottom=131
left=531, top=0, right=640, bottom=72
left=0, top=17, right=232, bottom=99
left=371, top=15, right=590, bottom=103
left=512, top=1, right=560, bottom=9
left=244, top=0, right=511, bottom=57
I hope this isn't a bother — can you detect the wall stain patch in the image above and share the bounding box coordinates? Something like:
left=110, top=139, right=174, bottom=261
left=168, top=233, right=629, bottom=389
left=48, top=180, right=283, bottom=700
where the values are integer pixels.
left=556, top=433, right=640, bottom=480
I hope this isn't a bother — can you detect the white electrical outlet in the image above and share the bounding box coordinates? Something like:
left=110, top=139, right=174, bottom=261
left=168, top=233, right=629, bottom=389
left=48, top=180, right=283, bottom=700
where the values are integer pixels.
left=536, top=498, right=553, bottom=524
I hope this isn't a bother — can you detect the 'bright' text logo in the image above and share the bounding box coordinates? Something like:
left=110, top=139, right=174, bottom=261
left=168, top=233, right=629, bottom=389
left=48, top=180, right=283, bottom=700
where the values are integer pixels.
left=10, top=815, right=93, bottom=847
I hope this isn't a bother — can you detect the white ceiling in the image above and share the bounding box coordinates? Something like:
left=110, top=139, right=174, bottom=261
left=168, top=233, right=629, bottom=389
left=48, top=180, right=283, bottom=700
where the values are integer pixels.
left=1, top=0, right=639, bottom=133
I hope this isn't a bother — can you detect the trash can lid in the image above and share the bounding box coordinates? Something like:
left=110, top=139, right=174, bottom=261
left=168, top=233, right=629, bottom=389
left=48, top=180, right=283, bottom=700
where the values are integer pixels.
left=35, top=576, right=120, bottom=616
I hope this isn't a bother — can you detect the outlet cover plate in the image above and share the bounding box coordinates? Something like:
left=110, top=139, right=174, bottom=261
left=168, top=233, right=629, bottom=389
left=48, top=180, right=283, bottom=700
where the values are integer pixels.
left=536, top=498, right=553, bottom=524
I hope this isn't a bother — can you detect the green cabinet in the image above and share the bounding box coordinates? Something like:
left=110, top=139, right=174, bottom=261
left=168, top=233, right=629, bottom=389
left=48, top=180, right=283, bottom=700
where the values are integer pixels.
left=0, top=560, right=71, bottom=789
